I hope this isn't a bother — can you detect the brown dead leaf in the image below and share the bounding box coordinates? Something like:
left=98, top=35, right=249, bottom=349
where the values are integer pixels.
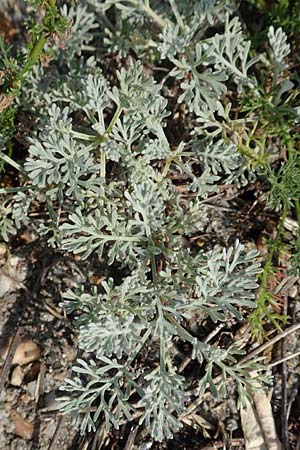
left=24, top=361, right=41, bottom=384
left=88, top=274, right=105, bottom=285
left=18, top=231, right=33, bottom=244
left=0, top=13, right=16, bottom=41
left=11, top=411, right=34, bottom=440
left=0, top=93, right=14, bottom=112
left=12, top=339, right=41, bottom=365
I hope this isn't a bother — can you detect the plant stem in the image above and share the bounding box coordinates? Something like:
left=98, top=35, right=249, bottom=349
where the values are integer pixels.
left=105, top=104, right=123, bottom=136
left=162, top=158, right=172, bottom=178
left=27, top=35, right=46, bottom=69
left=128, top=0, right=167, bottom=29
left=168, top=0, right=184, bottom=30
left=79, top=230, right=142, bottom=242
left=68, top=130, right=100, bottom=142
left=294, top=199, right=300, bottom=224
left=0, top=185, right=37, bottom=194
left=100, top=150, right=106, bottom=179
left=0, top=151, right=27, bottom=175
left=127, top=328, right=152, bottom=366
left=17, top=0, right=58, bottom=86
left=250, top=204, right=288, bottom=340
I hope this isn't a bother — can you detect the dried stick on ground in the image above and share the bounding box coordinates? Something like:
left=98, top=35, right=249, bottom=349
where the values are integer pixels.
left=124, top=426, right=139, bottom=450
left=239, top=322, right=300, bottom=365
left=0, top=327, right=23, bottom=395
left=281, top=299, right=289, bottom=450
left=47, top=415, right=65, bottom=450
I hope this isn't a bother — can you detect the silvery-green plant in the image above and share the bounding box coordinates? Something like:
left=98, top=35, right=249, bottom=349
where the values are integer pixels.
left=59, top=240, right=265, bottom=441
left=1, top=0, right=298, bottom=443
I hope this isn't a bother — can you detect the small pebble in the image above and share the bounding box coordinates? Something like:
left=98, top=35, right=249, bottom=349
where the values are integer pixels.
left=0, top=243, right=7, bottom=259
left=0, top=270, right=17, bottom=298
left=26, top=381, right=37, bottom=397
left=288, top=285, right=298, bottom=299
left=10, top=366, right=24, bottom=387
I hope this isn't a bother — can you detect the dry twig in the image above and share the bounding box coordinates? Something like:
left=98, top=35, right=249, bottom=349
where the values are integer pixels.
left=281, top=300, right=289, bottom=450
left=47, top=415, right=65, bottom=450
left=0, top=327, right=23, bottom=395
left=239, top=322, right=300, bottom=365
left=267, top=350, right=300, bottom=369
left=124, top=426, right=139, bottom=450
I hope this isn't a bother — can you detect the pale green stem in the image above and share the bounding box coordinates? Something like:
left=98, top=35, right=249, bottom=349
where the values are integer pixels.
left=127, top=328, right=152, bottom=366
left=161, top=145, right=192, bottom=178
left=105, top=104, right=123, bottom=136
left=162, top=158, right=172, bottom=178
left=18, top=35, right=46, bottom=85
left=141, top=212, right=151, bottom=239
left=0, top=151, right=26, bottom=175
left=100, top=150, right=106, bottom=179
left=175, top=158, right=195, bottom=180
left=97, top=103, right=123, bottom=178
left=18, top=0, right=58, bottom=85
left=46, top=195, right=58, bottom=230
left=154, top=295, right=167, bottom=373
left=77, top=229, right=143, bottom=242
left=128, top=0, right=167, bottom=28
left=67, top=129, right=100, bottom=142
left=145, top=227, right=167, bottom=373
left=0, top=185, right=37, bottom=194
left=168, top=0, right=184, bottom=30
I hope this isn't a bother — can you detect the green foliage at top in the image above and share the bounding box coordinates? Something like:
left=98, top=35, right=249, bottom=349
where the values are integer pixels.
left=0, top=0, right=69, bottom=153
left=250, top=0, right=300, bottom=45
